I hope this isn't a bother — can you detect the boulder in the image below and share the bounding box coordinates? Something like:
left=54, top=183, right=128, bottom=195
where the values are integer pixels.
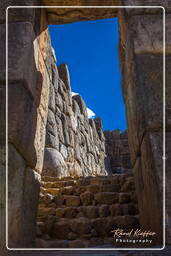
left=42, top=148, right=67, bottom=177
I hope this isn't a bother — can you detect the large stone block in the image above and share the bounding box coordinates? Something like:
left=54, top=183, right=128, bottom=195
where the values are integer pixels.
left=133, top=132, right=164, bottom=244
left=43, top=0, right=119, bottom=24
left=128, top=14, right=171, bottom=55
left=122, top=0, right=171, bottom=16
left=0, top=1, right=39, bottom=24
left=0, top=22, right=38, bottom=98
left=70, top=217, right=91, bottom=235
left=8, top=83, right=39, bottom=169
left=8, top=144, right=40, bottom=248
left=42, top=147, right=67, bottom=178
left=125, top=55, right=167, bottom=164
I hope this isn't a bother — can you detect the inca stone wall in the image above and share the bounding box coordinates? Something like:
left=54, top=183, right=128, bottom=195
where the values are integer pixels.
left=43, top=61, right=107, bottom=178
left=104, top=130, right=132, bottom=174
left=0, top=4, right=52, bottom=248
left=118, top=3, right=171, bottom=244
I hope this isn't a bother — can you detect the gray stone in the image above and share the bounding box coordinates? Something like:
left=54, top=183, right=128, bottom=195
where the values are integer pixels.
left=8, top=144, right=40, bottom=248
left=42, top=148, right=67, bottom=178
left=58, top=64, right=71, bottom=91
left=72, top=94, right=87, bottom=117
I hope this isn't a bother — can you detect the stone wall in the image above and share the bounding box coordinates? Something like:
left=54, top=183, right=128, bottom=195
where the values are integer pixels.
left=0, top=4, right=51, bottom=248
left=43, top=62, right=107, bottom=178
left=104, top=130, right=132, bottom=174
left=118, top=3, right=171, bottom=244
left=36, top=173, right=139, bottom=248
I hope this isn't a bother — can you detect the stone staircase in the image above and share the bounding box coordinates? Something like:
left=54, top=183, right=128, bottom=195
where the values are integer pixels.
left=36, top=173, right=139, bottom=248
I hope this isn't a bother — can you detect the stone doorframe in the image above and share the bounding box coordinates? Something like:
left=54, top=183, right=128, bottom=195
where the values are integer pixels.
left=0, top=0, right=170, bottom=250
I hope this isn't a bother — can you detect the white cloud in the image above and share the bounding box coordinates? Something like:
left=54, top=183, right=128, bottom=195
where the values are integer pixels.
left=87, top=107, right=95, bottom=119
left=71, top=92, right=79, bottom=96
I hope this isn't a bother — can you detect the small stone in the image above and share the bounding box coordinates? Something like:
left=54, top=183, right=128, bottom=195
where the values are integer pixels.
left=52, top=221, right=70, bottom=239
left=64, top=195, right=80, bottom=207
left=99, top=205, right=110, bottom=217
left=85, top=206, right=98, bottom=218
left=110, top=204, right=123, bottom=216
left=95, top=192, right=118, bottom=205
left=119, top=193, right=130, bottom=203
left=63, top=207, right=78, bottom=218
left=56, top=208, right=64, bottom=218
left=87, top=184, right=99, bottom=193
left=100, top=184, right=120, bottom=192
left=80, top=191, right=94, bottom=206
left=70, top=217, right=91, bottom=234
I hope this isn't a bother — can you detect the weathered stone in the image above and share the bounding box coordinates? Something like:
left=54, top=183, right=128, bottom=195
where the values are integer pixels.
left=99, top=205, right=110, bottom=217
left=70, top=217, right=91, bottom=235
left=85, top=206, right=98, bottom=218
left=38, top=207, right=56, bottom=218
left=95, top=192, right=118, bottom=205
left=72, top=94, right=87, bottom=116
left=52, top=221, right=70, bottom=239
left=129, top=14, right=171, bottom=55
left=58, top=64, right=71, bottom=91
left=63, top=207, right=78, bottom=218
left=2, top=22, right=37, bottom=96
left=91, top=218, right=109, bottom=236
left=46, top=109, right=58, bottom=137
left=100, top=184, right=120, bottom=192
left=42, top=148, right=67, bottom=177
left=87, top=184, right=99, bottom=193
left=0, top=1, right=39, bottom=24
left=56, top=208, right=64, bottom=218
left=43, top=1, right=119, bottom=25
left=119, top=193, right=130, bottom=204
left=8, top=144, right=40, bottom=248
left=133, top=132, right=164, bottom=243
left=64, top=195, right=80, bottom=207
left=110, top=204, right=123, bottom=217
left=80, top=191, right=94, bottom=206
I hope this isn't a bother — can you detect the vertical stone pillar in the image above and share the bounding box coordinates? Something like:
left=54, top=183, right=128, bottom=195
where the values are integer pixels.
left=118, top=3, right=171, bottom=245
left=0, top=1, right=50, bottom=249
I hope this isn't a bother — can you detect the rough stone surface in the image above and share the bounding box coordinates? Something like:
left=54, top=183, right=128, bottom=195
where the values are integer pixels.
left=43, top=61, right=108, bottom=178
left=37, top=174, right=139, bottom=248
left=41, top=0, right=120, bottom=24
left=104, top=130, right=132, bottom=174
left=8, top=144, right=41, bottom=248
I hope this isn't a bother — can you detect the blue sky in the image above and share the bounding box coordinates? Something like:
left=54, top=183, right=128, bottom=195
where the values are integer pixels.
left=48, top=18, right=127, bottom=131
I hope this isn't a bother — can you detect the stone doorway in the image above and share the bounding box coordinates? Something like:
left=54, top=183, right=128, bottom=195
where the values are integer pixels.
left=3, top=3, right=167, bottom=251
left=35, top=17, right=140, bottom=247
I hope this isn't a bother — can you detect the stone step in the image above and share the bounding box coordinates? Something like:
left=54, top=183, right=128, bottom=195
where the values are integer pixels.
left=36, top=215, right=139, bottom=242
left=37, top=203, right=139, bottom=219
left=41, top=173, right=133, bottom=186
left=38, top=191, right=136, bottom=209
left=41, top=176, right=135, bottom=193
left=36, top=237, right=115, bottom=248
